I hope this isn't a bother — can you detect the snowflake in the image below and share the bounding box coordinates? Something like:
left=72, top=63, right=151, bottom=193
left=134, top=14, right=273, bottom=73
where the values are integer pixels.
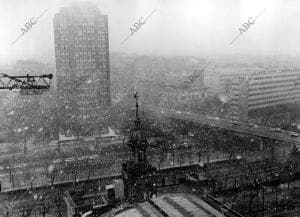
left=88, top=145, right=95, bottom=152
left=33, top=194, right=38, bottom=200
left=7, top=110, right=14, bottom=115
left=48, top=165, right=55, bottom=173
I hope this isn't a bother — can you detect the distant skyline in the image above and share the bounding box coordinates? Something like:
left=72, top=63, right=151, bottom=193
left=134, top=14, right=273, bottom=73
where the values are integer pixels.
left=1, top=0, right=300, bottom=64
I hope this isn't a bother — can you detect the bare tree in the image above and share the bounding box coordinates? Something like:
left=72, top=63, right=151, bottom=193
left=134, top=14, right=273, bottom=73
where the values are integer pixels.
left=0, top=203, right=11, bottom=217
left=8, top=166, right=15, bottom=189
left=71, top=161, right=79, bottom=186
left=23, top=169, right=32, bottom=187
left=46, top=166, right=57, bottom=186
left=43, top=157, right=57, bottom=186
left=178, top=151, right=185, bottom=167
left=3, top=155, right=16, bottom=189
left=52, top=188, right=64, bottom=217
left=38, top=201, right=50, bottom=217
left=247, top=191, right=257, bottom=213
left=86, top=160, right=94, bottom=181
left=20, top=206, right=32, bottom=217
left=159, top=149, right=165, bottom=169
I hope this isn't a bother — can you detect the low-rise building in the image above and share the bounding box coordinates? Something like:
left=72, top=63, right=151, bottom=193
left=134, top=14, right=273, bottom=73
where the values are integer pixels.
left=137, top=79, right=214, bottom=112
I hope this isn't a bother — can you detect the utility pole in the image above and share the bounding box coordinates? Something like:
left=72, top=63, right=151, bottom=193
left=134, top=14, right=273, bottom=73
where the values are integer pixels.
left=275, top=186, right=278, bottom=211
left=23, top=127, right=28, bottom=154
left=206, top=144, right=210, bottom=164
left=24, top=132, right=27, bottom=154
left=172, top=146, right=175, bottom=167
left=262, top=186, right=265, bottom=217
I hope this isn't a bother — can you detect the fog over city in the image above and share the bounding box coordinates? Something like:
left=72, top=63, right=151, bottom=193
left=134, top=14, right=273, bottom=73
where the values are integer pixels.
left=1, top=0, right=300, bottom=64
left=0, top=0, right=300, bottom=217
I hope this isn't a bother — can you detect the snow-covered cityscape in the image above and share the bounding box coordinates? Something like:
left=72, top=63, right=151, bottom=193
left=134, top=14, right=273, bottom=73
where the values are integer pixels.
left=0, top=0, right=300, bottom=216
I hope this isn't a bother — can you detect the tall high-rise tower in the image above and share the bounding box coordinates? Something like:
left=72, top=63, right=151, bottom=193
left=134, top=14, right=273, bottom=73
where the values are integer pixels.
left=54, top=2, right=111, bottom=135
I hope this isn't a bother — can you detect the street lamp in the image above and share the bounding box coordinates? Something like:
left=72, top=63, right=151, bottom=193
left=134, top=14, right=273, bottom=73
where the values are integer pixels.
left=15, top=127, right=29, bottom=154
left=172, top=144, right=175, bottom=167
left=30, top=176, right=36, bottom=190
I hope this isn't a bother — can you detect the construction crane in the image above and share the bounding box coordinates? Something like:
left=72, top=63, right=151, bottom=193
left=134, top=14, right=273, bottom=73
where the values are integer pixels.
left=0, top=73, right=53, bottom=95
left=0, top=73, right=53, bottom=191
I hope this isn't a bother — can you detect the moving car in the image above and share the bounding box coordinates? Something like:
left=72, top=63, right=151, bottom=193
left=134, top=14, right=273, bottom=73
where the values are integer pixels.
left=66, top=157, right=75, bottom=162
left=65, top=157, right=76, bottom=165
left=78, top=156, right=89, bottom=161
left=188, top=132, right=195, bottom=137
left=290, top=132, right=299, bottom=137
left=249, top=123, right=258, bottom=128
left=53, top=159, right=62, bottom=164
left=14, top=163, right=28, bottom=169
left=89, top=154, right=99, bottom=160
left=232, top=120, right=239, bottom=125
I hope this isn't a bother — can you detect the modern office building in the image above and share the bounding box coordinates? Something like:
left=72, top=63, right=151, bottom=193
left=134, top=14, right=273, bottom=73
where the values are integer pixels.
left=230, top=69, right=300, bottom=121
left=218, top=70, right=250, bottom=94
left=54, top=2, right=111, bottom=135
left=157, top=84, right=213, bottom=111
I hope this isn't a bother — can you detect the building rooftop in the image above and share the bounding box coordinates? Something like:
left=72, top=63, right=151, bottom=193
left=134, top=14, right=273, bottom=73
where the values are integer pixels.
left=111, top=194, right=226, bottom=217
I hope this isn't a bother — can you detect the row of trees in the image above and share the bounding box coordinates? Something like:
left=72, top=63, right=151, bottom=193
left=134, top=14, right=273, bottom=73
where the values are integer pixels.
left=1, top=184, right=64, bottom=217
left=2, top=90, right=58, bottom=144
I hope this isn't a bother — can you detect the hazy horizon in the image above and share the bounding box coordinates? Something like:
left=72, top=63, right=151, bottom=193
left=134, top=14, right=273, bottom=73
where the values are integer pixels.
left=1, top=0, right=300, bottom=64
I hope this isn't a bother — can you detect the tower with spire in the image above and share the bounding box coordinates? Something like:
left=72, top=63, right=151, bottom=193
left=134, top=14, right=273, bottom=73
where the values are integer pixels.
left=121, top=92, right=157, bottom=202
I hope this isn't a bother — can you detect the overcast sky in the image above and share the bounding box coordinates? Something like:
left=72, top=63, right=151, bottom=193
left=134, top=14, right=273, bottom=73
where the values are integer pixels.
left=1, top=0, right=300, bottom=64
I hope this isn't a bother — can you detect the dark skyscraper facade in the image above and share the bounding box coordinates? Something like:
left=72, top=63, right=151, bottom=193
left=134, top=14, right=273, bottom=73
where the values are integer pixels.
left=54, top=2, right=110, bottom=135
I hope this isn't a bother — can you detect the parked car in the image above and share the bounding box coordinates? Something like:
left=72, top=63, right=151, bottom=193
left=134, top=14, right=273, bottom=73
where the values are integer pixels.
left=78, top=156, right=89, bottom=161
left=274, top=128, right=283, bottom=133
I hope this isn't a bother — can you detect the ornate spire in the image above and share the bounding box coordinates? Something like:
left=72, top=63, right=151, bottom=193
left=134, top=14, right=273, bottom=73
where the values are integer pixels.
left=134, top=92, right=141, bottom=130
